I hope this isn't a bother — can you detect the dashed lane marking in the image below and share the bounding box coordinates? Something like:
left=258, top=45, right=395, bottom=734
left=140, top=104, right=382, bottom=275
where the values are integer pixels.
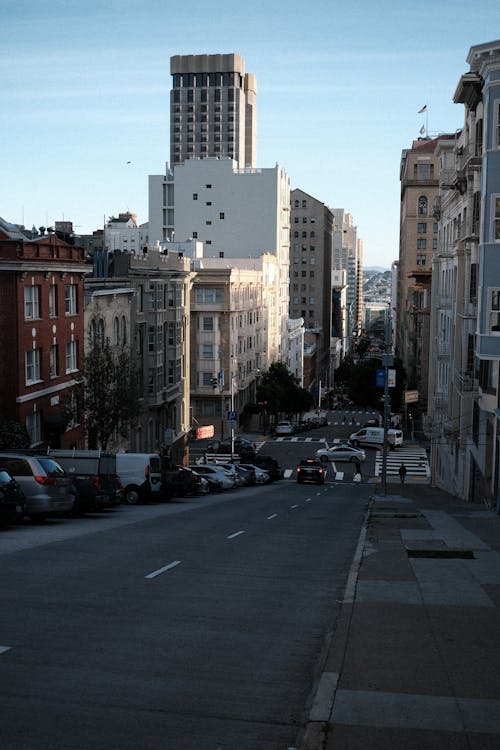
left=227, top=530, right=246, bottom=540
left=145, top=560, right=181, bottom=579
left=267, top=514, right=278, bottom=519
left=0, top=646, right=11, bottom=655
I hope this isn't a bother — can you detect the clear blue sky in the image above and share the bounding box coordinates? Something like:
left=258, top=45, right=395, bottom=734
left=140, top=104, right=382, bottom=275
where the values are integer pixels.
left=1, top=0, right=498, bottom=268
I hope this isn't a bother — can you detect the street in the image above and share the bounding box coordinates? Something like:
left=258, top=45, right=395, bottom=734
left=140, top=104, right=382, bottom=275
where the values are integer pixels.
left=0, top=449, right=369, bottom=750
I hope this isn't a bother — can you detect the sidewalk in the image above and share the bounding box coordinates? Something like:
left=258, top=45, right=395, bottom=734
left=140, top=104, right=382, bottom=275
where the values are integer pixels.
left=300, top=484, right=500, bottom=749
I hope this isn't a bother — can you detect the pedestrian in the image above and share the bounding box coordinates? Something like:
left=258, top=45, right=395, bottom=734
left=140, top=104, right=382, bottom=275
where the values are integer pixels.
left=353, top=457, right=362, bottom=481
left=342, top=415, right=346, bottom=424
left=399, top=463, right=407, bottom=484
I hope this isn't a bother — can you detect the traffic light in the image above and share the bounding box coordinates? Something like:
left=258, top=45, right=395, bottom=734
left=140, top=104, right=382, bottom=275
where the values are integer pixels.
left=211, top=377, right=218, bottom=389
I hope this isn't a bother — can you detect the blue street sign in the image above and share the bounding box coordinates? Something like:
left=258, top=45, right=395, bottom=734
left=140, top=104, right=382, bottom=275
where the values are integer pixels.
left=227, top=410, right=237, bottom=421
left=376, top=369, right=385, bottom=388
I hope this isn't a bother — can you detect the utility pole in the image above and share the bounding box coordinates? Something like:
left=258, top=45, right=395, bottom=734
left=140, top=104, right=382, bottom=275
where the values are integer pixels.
left=380, top=352, right=393, bottom=497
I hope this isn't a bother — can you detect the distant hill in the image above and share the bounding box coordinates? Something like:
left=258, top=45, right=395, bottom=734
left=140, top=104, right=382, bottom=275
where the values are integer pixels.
left=364, top=266, right=389, bottom=273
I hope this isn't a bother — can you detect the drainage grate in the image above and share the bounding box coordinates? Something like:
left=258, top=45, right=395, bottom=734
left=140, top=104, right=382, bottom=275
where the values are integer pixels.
left=406, top=547, right=475, bottom=559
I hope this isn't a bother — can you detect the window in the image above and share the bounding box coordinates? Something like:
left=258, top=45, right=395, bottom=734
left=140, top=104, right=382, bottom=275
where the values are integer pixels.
left=24, top=285, right=40, bottom=319
left=493, top=196, right=500, bottom=241
left=25, top=348, right=41, bottom=383
left=65, top=284, right=77, bottom=315
left=49, top=344, right=58, bottom=378
left=202, top=343, right=213, bottom=359
left=416, top=254, right=427, bottom=266
left=206, top=184, right=212, bottom=189
left=192, top=231, right=198, bottom=238
left=113, top=317, right=119, bottom=346
left=49, top=285, right=58, bottom=317
left=120, top=316, right=127, bottom=345
left=417, top=222, right=427, bottom=233
left=26, top=411, right=41, bottom=444
left=470, top=263, right=478, bottom=303
left=193, top=193, right=198, bottom=200
left=418, top=196, right=428, bottom=216
left=219, top=212, right=224, bottom=220
left=65, top=341, right=78, bottom=373
left=417, top=239, right=427, bottom=250
left=202, top=372, right=214, bottom=386
left=417, top=163, right=431, bottom=179
left=97, top=319, right=105, bottom=348
left=89, top=320, right=96, bottom=349
left=489, top=288, right=500, bottom=332
left=202, top=316, right=214, bottom=331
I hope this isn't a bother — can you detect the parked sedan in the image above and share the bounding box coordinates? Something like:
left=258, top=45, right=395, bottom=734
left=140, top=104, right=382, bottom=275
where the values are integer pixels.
left=315, top=444, right=366, bottom=463
left=274, top=421, right=295, bottom=436
left=188, top=465, right=235, bottom=491
left=238, top=463, right=270, bottom=484
left=296, top=459, right=326, bottom=484
left=0, top=453, right=75, bottom=520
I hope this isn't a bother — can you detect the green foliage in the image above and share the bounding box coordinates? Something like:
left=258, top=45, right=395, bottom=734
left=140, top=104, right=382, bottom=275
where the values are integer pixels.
left=84, top=342, right=142, bottom=450
left=256, top=361, right=314, bottom=417
left=0, top=420, right=30, bottom=449
left=343, top=357, right=406, bottom=411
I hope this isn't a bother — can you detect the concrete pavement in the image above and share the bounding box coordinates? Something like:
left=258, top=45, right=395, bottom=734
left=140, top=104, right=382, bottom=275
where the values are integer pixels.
left=299, top=483, right=500, bottom=749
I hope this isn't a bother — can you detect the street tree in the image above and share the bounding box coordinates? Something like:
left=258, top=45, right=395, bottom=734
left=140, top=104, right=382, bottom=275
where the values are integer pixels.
left=83, top=342, right=142, bottom=450
left=257, top=362, right=314, bottom=418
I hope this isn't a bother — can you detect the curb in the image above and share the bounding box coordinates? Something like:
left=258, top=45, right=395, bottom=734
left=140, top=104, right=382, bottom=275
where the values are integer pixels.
left=297, top=496, right=374, bottom=749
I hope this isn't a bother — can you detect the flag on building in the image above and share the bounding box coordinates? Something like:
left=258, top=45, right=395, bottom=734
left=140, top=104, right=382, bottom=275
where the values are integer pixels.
left=419, top=124, right=426, bottom=135
left=418, top=105, right=427, bottom=113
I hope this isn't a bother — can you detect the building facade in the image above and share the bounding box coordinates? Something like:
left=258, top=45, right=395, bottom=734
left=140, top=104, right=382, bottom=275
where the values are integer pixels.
left=289, top=189, right=333, bottom=389
left=427, top=39, right=500, bottom=506
left=0, top=220, right=88, bottom=448
left=170, top=53, right=257, bottom=169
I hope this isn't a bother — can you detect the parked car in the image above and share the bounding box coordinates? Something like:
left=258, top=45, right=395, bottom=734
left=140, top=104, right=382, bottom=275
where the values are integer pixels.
left=161, top=465, right=210, bottom=499
left=0, top=453, right=75, bottom=520
left=115, top=453, right=164, bottom=504
left=315, top=444, right=366, bottom=464
left=47, top=450, right=122, bottom=514
left=0, top=469, right=25, bottom=525
left=188, top=465, right=235, bottom=491
left=213, top=463, right=247, bottom=487
left=238, top=463, right=270, bottom=484
left=187, top=466, right=222, bottom=493
left=274, top=421, right=295, bottom=436
left=252, top=455, right=284, bottom=481
left=206, top=437, right=257, bottom=459
left=296, top=458, right=326, bottom=484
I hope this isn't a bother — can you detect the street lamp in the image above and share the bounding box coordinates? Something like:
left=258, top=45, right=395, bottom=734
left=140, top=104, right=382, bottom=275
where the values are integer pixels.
left=231, top=375, right=237, bottom=456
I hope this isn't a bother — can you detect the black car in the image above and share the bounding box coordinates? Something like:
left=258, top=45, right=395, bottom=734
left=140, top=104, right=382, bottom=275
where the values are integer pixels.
left=162, top=466, right=209, bottom=499
left=47, top=450, right=122, bottom=514
left=296, top=459, right=326, bottom=484
left=252, top=454, right=284, bottom=481
left=0, top=469, right=25, bottom=525
left=206, top=437, right=256, bottom=460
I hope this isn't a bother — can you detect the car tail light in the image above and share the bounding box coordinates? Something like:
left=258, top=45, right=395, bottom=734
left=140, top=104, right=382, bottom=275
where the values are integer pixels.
left=319, top=467, right=324, bottom=474
left=92, top=476, right=100, bottom=490
left=297, top=467, right=301, bottom=473
left=34, top=475, right=56, bottom=486
left=145, top=465, right=150, bottom=479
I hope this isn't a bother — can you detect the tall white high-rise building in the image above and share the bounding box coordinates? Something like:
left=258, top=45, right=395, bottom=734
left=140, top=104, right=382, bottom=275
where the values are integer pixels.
left=170, top=53, right=257, bottom=169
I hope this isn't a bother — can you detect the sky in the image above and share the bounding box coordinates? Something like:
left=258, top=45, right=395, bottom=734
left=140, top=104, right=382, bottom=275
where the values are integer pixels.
left=1, top=0, right=499, bottom=269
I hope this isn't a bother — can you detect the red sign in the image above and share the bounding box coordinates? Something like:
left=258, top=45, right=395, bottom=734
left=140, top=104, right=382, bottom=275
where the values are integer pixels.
left=196, top=425, right=214, bottom=439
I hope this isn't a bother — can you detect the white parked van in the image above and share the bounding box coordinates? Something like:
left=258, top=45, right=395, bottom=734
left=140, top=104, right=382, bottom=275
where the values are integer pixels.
left=115, top=453, right=163, bottom=504
left=349, top=427, right=403, bottom=449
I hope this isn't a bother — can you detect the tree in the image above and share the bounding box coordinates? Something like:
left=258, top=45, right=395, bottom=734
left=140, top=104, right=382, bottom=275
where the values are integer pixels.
left=257, top=361, right=314, bottom=418
left=83, top=342, right=142, bottom=450
left=0, top=419, right=30, bottom=449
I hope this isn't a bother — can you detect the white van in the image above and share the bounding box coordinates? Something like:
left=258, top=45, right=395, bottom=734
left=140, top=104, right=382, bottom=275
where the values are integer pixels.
left=349, top=427, right=403, bottom=449
left=115, top=453, right=163, bottom=504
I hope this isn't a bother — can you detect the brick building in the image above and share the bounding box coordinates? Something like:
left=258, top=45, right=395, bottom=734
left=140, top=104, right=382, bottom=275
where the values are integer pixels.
left=0, top=219, right=89, bottom=447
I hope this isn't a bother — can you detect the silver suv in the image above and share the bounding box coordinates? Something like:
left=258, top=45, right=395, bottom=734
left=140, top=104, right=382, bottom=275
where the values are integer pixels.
left=0, top=453, right=75, bottom=520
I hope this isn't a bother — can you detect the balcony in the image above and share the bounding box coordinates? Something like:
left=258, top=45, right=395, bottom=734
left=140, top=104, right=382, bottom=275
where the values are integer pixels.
left=456, top=142, right=482, bottom=171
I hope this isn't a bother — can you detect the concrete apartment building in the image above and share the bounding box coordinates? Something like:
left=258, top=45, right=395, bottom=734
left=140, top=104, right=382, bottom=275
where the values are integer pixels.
left=289, top=189, right=334, bottom=389
left=189, top=259, right=267, bottom=437
left=332, top=210, right=362, bottom=346
left=397, top=137, right=445, bottom=416
left=170, top=53, right=257, bottom=169
left=0, top=219, right=88, bottom=448
left=427, top=39, right=500, bottom=506
left=149, top=157, right=291, bottom=367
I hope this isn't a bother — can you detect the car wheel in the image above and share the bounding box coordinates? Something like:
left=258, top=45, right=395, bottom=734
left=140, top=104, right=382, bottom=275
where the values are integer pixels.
left=124, top=486, right=141, bottom=505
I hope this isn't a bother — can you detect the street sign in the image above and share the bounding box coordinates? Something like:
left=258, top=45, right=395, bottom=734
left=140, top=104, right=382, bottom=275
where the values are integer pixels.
left=376, top=369, right=385, bottom=388
left=227, top=410, right=237, bottom=421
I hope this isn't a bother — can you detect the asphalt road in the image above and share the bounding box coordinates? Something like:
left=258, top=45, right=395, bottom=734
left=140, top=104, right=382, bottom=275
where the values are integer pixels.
left=0, top=469, right=369, bottom=750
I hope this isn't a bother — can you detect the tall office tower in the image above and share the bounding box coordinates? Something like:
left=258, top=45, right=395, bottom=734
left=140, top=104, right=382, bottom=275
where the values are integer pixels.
left=170, top=53, right=257, bottom=169
left=332, top=209, right=361, bottom=342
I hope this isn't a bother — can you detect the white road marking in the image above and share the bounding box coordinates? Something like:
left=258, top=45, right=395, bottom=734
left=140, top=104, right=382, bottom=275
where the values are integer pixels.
left=305, top=498, right=311, bottom=502
left=267, top=514, right=278, bottom=519
left=145, top=560, right=181, bottom=579
left=227, top=530, right=245, bottom=539
left=0, top=646, right=11, bottom=655
left=335, top=472, right=344, bottom=480
left=291, top=504, right=299, bottom=509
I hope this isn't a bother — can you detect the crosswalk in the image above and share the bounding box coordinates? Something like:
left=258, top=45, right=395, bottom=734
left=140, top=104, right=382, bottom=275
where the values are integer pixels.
left=374, top=444, right=430, bottom=480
